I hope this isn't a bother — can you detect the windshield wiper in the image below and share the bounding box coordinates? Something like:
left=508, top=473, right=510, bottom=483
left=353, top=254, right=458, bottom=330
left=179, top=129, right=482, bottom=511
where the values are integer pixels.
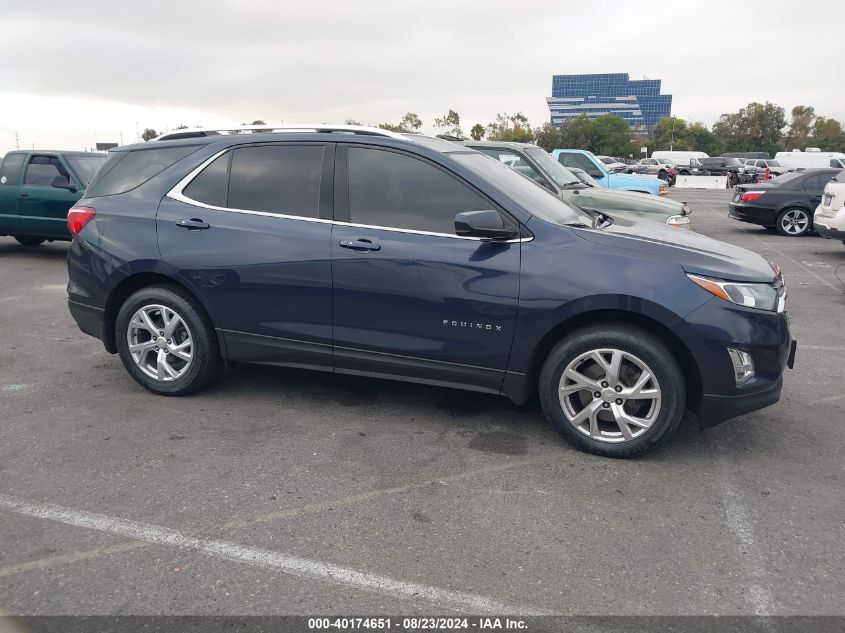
left=562, top=182, right=589, bottom=189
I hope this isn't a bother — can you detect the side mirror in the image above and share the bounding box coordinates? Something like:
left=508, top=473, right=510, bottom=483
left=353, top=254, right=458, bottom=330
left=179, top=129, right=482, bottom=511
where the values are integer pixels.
left=454, top=210, right=517, bottom=241
left=51, top=175, right=76, bottom=192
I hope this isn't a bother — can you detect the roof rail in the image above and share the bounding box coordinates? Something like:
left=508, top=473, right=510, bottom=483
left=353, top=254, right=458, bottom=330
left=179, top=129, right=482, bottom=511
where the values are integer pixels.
left=153, top=124, right=407, bottom=142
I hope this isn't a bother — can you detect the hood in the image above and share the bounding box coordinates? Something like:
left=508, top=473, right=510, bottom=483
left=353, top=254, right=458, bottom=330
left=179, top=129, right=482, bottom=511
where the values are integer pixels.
left=571, top=216, right=776, bottom=283
left=568, top=186, right=685, bottom=213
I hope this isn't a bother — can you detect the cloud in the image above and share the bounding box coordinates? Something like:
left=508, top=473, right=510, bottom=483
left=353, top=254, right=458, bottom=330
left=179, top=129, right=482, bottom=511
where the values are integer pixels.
left=1, top=0, right=843, bottom=153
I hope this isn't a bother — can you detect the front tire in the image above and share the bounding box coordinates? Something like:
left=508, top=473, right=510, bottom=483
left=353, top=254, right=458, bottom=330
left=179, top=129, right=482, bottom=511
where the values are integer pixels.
left=14, top=236, right=45, bottom=246
left=775, top=207, right=811, bottom=237
left=115, top=285, right=220, bottom=395
left=539, top=324, right=686, bottom=458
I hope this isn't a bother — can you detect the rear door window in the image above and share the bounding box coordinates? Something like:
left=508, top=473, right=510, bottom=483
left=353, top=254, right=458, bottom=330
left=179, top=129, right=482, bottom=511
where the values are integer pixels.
left=227, top=145, right=323, bottom=217
left=86, top=146, right=200, bottom=197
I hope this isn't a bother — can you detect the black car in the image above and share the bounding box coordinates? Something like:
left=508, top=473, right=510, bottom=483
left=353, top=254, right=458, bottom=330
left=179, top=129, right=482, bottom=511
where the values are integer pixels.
left=66, top=124, right=795, bottom=458
left=729, top=168, right=842, bottom=236
left=698, top=157, right=746, bottom=186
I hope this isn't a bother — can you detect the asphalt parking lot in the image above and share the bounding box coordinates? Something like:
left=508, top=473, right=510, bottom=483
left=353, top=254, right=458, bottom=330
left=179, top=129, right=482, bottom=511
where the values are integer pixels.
left=1, top=188, right=844, bottom=617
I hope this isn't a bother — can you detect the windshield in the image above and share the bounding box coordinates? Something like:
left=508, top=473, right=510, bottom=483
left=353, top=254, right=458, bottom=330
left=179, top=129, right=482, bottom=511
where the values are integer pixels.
left=524, top=147, right=583, bottom=188
left=66, top=155, right=108, bottom=185
left=452, top=152, right=594, bottom=227
left=599, top=157, right=613, bottom=164
left=724, top=158, right=744, bottom=166
left=657, top=158, right=673, bottom=164
left=767, top=160, right=781, bottom=167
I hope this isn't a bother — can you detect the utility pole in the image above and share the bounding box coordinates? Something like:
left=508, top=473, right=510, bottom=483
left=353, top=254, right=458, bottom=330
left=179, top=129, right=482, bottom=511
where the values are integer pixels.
left=670, top=115, right=676, bottom=151
left=14, top=131, right=20, bottom=150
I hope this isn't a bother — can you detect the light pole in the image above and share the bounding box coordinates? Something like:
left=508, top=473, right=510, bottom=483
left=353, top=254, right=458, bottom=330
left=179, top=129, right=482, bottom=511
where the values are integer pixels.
left=670, top=115, right=676, bottom=151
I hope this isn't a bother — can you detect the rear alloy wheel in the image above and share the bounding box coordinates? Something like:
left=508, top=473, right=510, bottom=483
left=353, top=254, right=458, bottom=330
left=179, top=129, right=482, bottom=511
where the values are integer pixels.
left=14, top=236, right=45, bottom=246
left=539, top=324, right=685, bottom=457
left=115, top=285, right=220, bottom=395
left=776, top=208, right=811, bottom=237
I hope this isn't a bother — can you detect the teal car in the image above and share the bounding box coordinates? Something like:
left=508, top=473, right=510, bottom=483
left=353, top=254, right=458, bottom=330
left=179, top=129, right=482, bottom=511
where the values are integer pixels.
left=0, top=150, right=106, bottom=245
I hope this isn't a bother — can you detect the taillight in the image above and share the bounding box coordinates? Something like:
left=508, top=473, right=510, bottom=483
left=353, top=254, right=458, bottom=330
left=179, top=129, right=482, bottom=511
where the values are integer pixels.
left=659, top=185, right=667, bottom=196
left=67, top=206, right=96, bottom=236
left=740, top=191, right=765, bottom=202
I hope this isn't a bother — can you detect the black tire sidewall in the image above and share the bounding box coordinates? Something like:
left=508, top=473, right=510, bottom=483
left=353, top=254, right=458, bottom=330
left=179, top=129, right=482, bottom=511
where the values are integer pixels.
left=115, top=286, right=219, bottom=395
left=539, top=325, right=686, bottom=458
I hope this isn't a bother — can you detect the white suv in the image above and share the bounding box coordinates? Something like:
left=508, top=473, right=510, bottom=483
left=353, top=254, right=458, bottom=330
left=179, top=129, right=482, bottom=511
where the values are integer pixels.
left=814, top=172, right=845, bottom=247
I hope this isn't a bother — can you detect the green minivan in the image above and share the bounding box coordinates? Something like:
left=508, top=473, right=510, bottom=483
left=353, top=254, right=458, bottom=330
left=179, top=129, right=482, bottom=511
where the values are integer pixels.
left=0, top=150, right=106, bottom=245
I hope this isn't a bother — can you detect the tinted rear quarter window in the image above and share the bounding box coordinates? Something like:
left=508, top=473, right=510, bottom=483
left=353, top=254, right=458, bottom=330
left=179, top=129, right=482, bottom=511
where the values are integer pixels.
left=86, top=146, right=199, bottom=197
left=227, top=145, right=323, bottom=217
left=182, top=152, right=230, bottom=207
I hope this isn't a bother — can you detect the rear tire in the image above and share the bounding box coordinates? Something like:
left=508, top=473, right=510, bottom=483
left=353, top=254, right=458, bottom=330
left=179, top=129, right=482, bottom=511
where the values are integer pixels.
left=115, top=285, right=220, bottom=395
left=775, top=207, right=812, bottom=237
left=14, top=236, right=45, bottom=246
left=539, top=324, right=686, bottom=458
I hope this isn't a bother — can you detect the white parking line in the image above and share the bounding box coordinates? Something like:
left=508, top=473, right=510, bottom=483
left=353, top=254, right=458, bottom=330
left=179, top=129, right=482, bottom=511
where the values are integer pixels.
left=0, top=494, right=554, bottom=615
left=709, top=439, right=774, bottom=616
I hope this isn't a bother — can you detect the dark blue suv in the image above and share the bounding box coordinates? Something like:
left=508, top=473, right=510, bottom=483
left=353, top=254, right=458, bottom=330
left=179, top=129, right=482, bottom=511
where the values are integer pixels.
left=66, top=125, right=796, bottom=457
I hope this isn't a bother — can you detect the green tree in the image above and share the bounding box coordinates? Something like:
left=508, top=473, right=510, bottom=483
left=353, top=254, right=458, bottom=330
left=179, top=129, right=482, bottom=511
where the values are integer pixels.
left=469, top=123, right=484, bottom=141
left=558, top=115, right=592, bottom=149
left=589, top=115, right=632, bottom=156
left=651, top=116, right=688, bottom=151
left=686, top=122, right=720, bottom=155
left=811, top=117, right=845, bottom=152
left=712, top=102, right=786, bottom=155
left=784, top=106, right=815, bottom=150
left=344, top=118, right=362, bottom=125
left=434, top=109, right=463, bottom=138
left=486, top=113, right=534, bottom=142
left=533, top=122, right=562, bottom=152
left=378, top=112, right=423, bottom=133
left=141, top=128, right=158, bottom=141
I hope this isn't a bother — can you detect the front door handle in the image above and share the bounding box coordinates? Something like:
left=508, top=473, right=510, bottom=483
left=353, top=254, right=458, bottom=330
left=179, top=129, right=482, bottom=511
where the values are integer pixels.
left=19, top=192, right=28, bottom=198
left=175, top=218, right=210, bottom=230
left=339, top=239, right=381, bottom=252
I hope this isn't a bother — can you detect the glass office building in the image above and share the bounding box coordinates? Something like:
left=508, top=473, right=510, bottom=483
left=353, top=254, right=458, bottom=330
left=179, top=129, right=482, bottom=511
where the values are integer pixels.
left=547, top=73, right=672, bottom=132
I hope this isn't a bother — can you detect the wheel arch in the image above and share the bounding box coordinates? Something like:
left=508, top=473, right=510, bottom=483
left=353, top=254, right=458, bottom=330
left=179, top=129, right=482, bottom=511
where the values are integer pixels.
left=103, top=271, right=217, bottom=354
left=512, top=309, right=702, bottom=413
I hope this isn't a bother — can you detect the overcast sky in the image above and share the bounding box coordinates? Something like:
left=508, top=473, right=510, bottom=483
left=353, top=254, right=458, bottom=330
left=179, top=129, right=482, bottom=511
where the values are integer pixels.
left=1, top=0, right=842, bottom=154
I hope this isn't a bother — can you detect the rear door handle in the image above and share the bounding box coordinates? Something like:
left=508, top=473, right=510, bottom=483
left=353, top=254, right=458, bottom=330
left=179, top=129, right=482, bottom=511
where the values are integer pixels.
left=339, top=239, right=380, bottom=252
left=175, top=218, right=210, bottom=230
left=19, top=192, right=28, bottom=198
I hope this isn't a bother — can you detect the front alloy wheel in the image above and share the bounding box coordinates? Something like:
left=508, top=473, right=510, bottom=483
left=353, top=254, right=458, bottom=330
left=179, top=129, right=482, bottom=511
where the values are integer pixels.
left=539, top=324, right=685, bottom=457
left=559, top=349, right=661, bottom=443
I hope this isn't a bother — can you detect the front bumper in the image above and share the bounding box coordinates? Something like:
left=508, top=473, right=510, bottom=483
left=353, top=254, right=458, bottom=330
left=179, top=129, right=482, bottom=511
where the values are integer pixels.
left=676, top=296, right=794, bottom=429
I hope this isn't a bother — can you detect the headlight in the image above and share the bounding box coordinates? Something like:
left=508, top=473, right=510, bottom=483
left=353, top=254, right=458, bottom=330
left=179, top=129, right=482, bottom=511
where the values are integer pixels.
left=687, top=273, right=785, bottom=312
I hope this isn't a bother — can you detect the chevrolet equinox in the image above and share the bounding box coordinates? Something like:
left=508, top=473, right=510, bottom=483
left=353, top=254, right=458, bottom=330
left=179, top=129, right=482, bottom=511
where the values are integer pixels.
left=66, top=125, right=796, bottom=457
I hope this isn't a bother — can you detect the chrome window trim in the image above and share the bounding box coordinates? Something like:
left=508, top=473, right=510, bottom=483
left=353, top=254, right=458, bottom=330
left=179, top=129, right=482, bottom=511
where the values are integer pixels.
left=166, top=148, right=532, bottom=243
